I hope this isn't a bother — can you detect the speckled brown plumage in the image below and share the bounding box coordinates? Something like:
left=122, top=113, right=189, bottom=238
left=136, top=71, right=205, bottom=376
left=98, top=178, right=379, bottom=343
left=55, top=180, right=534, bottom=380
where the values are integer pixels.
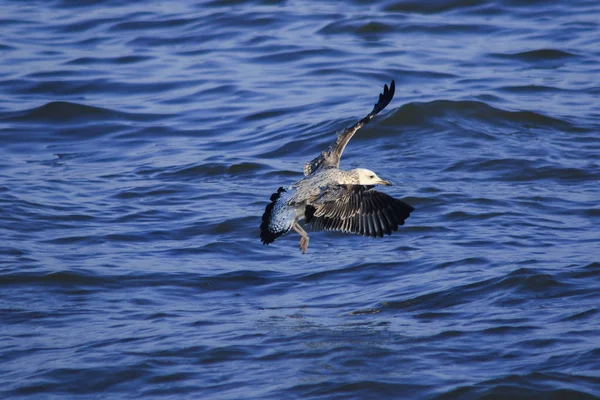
left=260, top=80, right=413, bottom=253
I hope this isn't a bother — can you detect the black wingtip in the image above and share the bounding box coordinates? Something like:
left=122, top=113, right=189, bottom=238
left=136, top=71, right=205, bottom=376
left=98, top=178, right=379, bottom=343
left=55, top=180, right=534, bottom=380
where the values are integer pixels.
left=371, top=79, right=396, bottom=116
left=392, top=199, right=414, bottom=228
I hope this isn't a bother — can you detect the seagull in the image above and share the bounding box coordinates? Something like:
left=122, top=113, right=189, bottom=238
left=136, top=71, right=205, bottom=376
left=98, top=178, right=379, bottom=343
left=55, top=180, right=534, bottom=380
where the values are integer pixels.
left=260, top=80, right=414, bottom=253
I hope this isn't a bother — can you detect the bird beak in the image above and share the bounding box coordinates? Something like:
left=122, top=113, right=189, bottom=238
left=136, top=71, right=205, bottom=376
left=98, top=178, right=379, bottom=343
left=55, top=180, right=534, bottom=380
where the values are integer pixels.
left=380, top=179, right=392, bottom=186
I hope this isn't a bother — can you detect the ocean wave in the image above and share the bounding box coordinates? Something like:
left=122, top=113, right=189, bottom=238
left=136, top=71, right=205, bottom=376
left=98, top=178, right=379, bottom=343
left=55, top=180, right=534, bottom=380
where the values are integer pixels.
left=1, top=101, right=166, bottom=124
left=386, top=100, right=571, bottom=129
left=489, top=48, right=578, bottom=62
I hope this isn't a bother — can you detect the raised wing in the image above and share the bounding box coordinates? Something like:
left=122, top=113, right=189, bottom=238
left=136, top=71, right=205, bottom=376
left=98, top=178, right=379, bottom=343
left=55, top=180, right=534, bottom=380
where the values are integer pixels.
left=304, top=80, right=395, bottom=176
left=304, top=185, right=413, bottom=238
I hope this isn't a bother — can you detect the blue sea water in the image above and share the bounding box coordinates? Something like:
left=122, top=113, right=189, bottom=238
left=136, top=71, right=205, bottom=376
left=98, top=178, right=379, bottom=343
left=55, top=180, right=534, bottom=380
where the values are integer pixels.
left=1, top=0, right=599, bottom=399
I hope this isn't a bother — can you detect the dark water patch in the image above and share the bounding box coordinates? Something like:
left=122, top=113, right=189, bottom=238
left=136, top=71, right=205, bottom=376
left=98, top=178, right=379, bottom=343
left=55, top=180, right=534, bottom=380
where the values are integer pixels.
left=3, top=101, right=119, bottom=123
left=31, top=78, right=193, bottom=96
left=478, top=324, right=538, bottom=335
left=490, top=48, right=578, bottom=62
left=444, top=158, right=599, bottom=182
left=297, top=262, right=368, bottom=282
left=293, top=381, right=432, bottom=399
left=54, top=16, right=122, bottom=33
left=518, top=166, right=600, bottom=182
left=517, top=337, right=565, bottom=350
left=65, top=55, right=153, bottom=65
left=195, top=270, right=286, bottom=293
left=0, top=269, right=286, bottom=294
left=384, top=267, right=569, bottom=312
left=297, top=260, right=417, bottom=285
left=388, top=100, right=571, bottom=130
left=317, top=19, right=393, bottom=36
left=251, top=48, right=349, bottom=64
left=1, top=309, right=76, bottom=325
left=471, top=197, right=513, bottom=208
left=565, top=262, right=600, bottom=280
left=348, top=308, right=381, bottom=316
left=1, top=101, right=167, bottom=125
left=73, top=36, right=112, bottom=47
left=0, top=42, right=16, bottom=51
left=384, top=0, right=487, bottom=14
left=115, top=209, right=166, bottom=223
left=204, top=0, right=286, bottom=8
left=210, top=219, right=242, bottom=236
left=472, top=93, right=508, bottom=103
left=109, top=17, right=198, bottom=33
left=583, top=208, right=600, bottom=217
left=442, top=372, right=600, bottom=400
left=355, top=21, right=396, bottom=35
left=414, top=311, right=460, bottom=320
left=443, top=210, right=519, bottom=221
left=437, top=257, right=490, bottom=269
left=144, top=161, right=268, bottom=180
left=127, top=32, right=227, bottom=48
left=493, top=268, right=566, bottom=297
left=143, top=311, right=175, bottom=320
left=53, top=0, right=128, bottom=8
left=0, top=246, right=27, bottom=257
left=243, top=107, right=301, bottom=122
left=0, top=18, right=36, bottom=26
left=112, top=183, right=188, bottom=200
left=147, top=371, right=196, bottom=384
left=400, top=225, right=452, bottom=234
left=203, top=83, right=243, bottom=97
left=400, top=22, right=498, bottom=35
left=319, top=19, right=495, bottom=36
left=9, top=364, right=150, bottom=396
left=203, top=11, right=288, bottom=32
left=559, top=308, right=598, bottom=322
left=544, top=348, right=600, bottom=374
left=497, top=85, right=571, bottom=94
left=0, top=270, right=116, bottom=287
left=161, top=246, right=216, bottom=257
left=257, top=139, right=319, bottom=159
left=382, top=276, right=499, bottom=311
left=115, top=125, right=205, bottom=140
left=396, top=68, right=458, bottom=81
left=34, top=211, right=96, bottom=223
left=98, top=225, right=211, bottom=243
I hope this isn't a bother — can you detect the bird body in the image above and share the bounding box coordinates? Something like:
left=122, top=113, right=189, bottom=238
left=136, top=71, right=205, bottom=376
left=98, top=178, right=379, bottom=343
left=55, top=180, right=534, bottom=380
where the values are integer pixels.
left=260, top=80, right=414, bottom=253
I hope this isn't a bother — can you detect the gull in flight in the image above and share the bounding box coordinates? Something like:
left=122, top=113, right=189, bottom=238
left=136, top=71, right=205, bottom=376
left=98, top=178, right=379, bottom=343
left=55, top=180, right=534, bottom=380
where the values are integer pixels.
left=260, top=80, right=414, bottom=253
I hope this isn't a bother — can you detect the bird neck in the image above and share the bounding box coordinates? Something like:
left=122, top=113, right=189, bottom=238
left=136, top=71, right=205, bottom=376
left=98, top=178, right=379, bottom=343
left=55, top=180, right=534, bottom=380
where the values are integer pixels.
left=338, top=169, right=360, bottom=185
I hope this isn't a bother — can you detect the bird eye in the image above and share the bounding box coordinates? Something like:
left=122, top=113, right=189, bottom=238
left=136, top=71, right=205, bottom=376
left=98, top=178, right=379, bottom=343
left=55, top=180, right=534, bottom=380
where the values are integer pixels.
left=369, top=175, right=374, bottom=178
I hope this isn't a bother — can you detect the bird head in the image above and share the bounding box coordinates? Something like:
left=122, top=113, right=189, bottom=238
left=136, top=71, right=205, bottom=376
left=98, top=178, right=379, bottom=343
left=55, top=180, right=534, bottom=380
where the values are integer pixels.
left=354, top=168, right=392, bottom=186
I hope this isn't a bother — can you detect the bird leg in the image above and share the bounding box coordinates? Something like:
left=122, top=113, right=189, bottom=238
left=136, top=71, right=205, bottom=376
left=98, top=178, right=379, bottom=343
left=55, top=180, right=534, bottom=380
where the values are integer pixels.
left=292, top=222, right=310, bottom=254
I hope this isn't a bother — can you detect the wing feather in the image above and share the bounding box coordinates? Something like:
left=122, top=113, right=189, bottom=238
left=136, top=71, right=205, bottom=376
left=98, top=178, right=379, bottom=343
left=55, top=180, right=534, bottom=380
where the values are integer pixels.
left=305, top=185, right=414, bottom=238
left=373, top=211, right=384, bottom=237
left=304, top=80, right=396, bottom=176
left=363, top=213, right=371, bottom=237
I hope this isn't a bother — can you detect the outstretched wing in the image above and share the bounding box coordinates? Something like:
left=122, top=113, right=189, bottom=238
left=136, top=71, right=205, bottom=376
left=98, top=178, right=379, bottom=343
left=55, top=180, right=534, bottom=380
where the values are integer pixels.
left=304, top=185, right=413, bottom=238
left=304, top=80, right=395, bottom=176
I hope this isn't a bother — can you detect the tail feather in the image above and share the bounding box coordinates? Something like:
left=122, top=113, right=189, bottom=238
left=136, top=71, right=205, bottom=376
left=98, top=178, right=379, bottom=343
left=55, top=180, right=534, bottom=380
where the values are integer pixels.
left=260, top=187, right=293, bottom=245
